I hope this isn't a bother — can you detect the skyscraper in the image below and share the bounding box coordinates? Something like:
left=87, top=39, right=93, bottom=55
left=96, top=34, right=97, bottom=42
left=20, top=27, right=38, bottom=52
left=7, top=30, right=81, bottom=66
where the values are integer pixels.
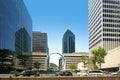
left=32, top=31, right=49, bottom=69
left=0, top=0, right=32, bottom=55
left=88, top=0, right=120, bottom=52
left=62, top=29, right=75, bottom=53
left=32, top=32, right=48, bottom=52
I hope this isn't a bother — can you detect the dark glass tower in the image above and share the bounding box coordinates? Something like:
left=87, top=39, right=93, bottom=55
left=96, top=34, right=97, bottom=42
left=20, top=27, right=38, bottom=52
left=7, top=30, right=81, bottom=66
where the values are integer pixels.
left=62, top=29, right=75, bottom=53
left=0, top=0, right=32, bottom=55
left=32, top=31, right=48, bottom=52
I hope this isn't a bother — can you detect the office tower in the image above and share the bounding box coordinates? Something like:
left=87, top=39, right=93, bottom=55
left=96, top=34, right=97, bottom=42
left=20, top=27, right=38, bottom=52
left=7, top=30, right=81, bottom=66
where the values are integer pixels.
left=32, top=32, right=49, bottom=69
left=62, top=29, right=75, bottom=53
left=0, top=0, right=32, bottom=54
left=88, top=0, right=120, bottom=52
left=32, top=32, right=48, bottom=52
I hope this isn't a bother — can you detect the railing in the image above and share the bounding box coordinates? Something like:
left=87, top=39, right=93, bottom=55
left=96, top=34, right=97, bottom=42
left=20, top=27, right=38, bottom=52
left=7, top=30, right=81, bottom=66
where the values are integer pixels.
left=0, top=76, right=120, bottom=80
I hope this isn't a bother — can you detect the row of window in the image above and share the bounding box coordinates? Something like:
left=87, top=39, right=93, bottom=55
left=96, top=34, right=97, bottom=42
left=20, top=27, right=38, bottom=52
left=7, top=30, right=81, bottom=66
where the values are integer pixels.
left=103, top=24, right=120, bottom=28
left=103, top=38, right=120, bottom=41
left=103, top=9, right=120, bottom=14
left=103, top=14, right=120, bottom=18
left=103, top=19, right=120, bottom=23
left=103, top=5, right=120, bottom=9
left=103, top=0, right=120, bottom=4
left=103, top=28, right=120, bottom=32
left=103, top=33, right=120, bottom=37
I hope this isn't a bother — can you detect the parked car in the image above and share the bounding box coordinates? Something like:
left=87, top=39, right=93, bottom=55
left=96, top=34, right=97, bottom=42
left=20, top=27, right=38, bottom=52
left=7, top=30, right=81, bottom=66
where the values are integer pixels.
left=58, top=71, right=72, bottom=76
left=77, top=72, right=88, bottom=76
left=15, top=70, right=39, bottom=76
left=112, top=71, right=120, bottom=75
left=88, top=70, right=103, bottom=76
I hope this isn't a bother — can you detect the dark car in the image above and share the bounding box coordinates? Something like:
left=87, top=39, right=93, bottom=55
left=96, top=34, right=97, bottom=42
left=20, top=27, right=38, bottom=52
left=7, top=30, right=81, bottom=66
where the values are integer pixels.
left=58, top=71, right=72, bottom=76
left=15, top=70, right=39, bottom=76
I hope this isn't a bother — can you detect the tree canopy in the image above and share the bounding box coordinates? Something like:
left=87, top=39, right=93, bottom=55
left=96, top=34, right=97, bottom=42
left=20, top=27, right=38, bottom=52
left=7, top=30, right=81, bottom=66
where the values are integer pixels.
left=17, top=54, right=29, bottom=69
left=50, top=63, right=58, bottom=71
left=91, top=47, right=107, bottom=69
left=34, top=61, right=41, bottom=70
left=0, top=49, right=12, bottom=70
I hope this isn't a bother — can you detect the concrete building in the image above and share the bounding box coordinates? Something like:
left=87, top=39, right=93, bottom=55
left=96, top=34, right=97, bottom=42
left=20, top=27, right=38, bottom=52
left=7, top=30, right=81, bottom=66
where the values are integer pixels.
left=32, top=31, right=49, bottom=70
left=88, top=0, right=120, bottom=53
left=62, top=29, right=75, bottom=53
left=62, top=52, right=88, bottom=70
left=101, top=47, right=120, bottom=71
left=32, top=52, right=47, bottom=70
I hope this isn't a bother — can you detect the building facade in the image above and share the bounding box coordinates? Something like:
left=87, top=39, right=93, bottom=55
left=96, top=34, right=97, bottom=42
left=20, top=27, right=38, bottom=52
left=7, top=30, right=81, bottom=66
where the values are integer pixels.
left=0, top=0, right=32, bottom=55
left=62, top=52, right=88, bottom=70
left=32, top=32, right=48, bottom=52
left=32, top=31, right=49, bottom=69
left=62, top=29, right=75, bottom=53
left=101, top=47, right=120, bottom=71
left=32, top=52, right=47, bottom=70
left=88, top=0, right=120, bottom=52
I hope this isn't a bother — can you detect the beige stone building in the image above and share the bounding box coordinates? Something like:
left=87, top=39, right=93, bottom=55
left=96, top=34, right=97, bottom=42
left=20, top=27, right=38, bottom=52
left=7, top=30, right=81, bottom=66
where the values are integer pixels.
left=62, top=52, right=88, bottom=70
left=101, top=47, right=120, bottom=70
left=32, top=52, right=48, bottom=70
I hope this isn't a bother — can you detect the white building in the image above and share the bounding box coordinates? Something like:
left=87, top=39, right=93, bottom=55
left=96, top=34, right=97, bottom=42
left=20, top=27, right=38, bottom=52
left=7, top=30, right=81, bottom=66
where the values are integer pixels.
left=88, top=0, right=120, bottom=53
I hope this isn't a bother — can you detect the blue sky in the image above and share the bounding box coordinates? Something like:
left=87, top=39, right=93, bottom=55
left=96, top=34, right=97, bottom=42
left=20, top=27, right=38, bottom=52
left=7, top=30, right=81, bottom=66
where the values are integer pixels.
left=24, top=0, right=88, bottom=65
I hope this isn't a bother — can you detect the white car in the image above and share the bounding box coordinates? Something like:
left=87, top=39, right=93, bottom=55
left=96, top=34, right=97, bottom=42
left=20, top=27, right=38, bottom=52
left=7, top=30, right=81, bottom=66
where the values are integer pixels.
left=88, top=70, right=103, bottom=76
left=77, top=72, right=88, bottom=76
left=112, top=71, right=120, bottom=75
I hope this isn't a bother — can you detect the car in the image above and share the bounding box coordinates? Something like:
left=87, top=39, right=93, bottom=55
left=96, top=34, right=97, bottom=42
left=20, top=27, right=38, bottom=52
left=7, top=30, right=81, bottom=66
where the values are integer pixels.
left=88, top=70, right=103, bottom=76
left=15, top=70, right=39, bottom=76
left=112, top=71, right=120, bottom=75
left=58, top=71, right=72, bottom=76
left=77, top=72, right=88, bottom=76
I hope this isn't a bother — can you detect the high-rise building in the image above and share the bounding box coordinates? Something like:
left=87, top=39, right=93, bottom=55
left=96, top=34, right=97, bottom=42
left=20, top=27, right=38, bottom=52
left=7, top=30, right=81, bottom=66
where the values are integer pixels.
left=0, top=0, right=32, bottom=55
left=32, top=32, right=48, bottom=52
left=32, top=31, right=49, bottom=70
left=62, top=29, right=75, bottom=53
left=88, top=0, right=120, bottom=52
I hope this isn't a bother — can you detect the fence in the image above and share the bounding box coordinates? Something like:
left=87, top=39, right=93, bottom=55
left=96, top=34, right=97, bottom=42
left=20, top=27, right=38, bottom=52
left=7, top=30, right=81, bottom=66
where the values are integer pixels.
left=0, top=76, right=120, bottom=80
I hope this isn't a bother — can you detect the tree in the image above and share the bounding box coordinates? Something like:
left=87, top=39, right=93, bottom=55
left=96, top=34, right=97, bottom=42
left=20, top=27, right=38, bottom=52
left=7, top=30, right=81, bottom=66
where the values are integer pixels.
left=81, top=55, right=89, bottom=70
left=91, top=47, right=107, bottom=69
left=34, top=61, right=41, bottom=70
left=97, top=47, right=107, bottom=69
left=17, top=54, right=29, bottom=70
left=69, top=64, right=76, bottom=71
left=0, top=49, right=12, bottom=70
left=50, top=63, right=58, bottom=71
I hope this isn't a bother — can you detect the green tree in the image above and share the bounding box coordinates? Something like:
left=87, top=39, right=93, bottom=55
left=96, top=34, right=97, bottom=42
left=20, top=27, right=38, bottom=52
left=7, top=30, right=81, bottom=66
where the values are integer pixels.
left=81, top=55, right=88, bottom=70
left=97, top=47, right=107, bottom=69
left=91, top=47, right=107, bottom=69
left=34, top=61, right=41, bottom=70
left=69, top=64, right=76, bottom=71
left=0, top=49, right=12, bottom=70
left=17, top=54, right=29, bottom=70
left=50, top=63, right=58, bottom=71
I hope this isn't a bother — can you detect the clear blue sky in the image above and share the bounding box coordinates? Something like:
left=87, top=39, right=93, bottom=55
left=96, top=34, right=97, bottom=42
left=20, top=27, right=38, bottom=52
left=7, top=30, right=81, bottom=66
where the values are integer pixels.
left=24, top=0, right=88, bottom=65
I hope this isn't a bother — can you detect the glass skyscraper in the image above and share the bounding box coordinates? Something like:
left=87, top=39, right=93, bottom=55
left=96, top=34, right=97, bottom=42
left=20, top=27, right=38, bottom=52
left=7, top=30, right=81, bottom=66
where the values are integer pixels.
left=62, top=29, right=75, bottom=53
left=0, top=0, right=32, bottom=55
left=89, top=0, right=120, bottom=52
